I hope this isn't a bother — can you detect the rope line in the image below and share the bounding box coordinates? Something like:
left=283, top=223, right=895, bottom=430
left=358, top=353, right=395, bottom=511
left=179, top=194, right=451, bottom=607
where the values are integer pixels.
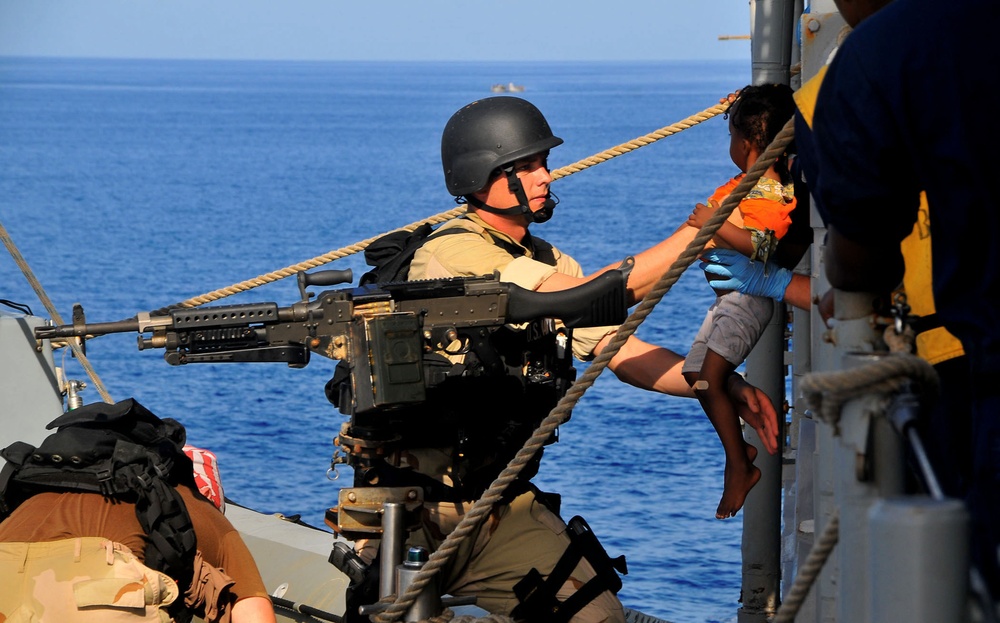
left=771, top=512, right=840, bottom=623
left=799, top=354, right=939, bottom=432
left=158, top=101, right=731, bottom=313
left=549, top=102, right=730, bottom=180
left=149, top=207, right=467, bottom=315
left=373, top=117, right=797, bottom=623
left=0, top=221, right=114, bottom=404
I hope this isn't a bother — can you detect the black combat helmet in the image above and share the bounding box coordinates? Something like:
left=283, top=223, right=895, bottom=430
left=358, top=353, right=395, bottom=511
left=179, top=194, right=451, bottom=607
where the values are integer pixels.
left=441, top=96, right=564, bottom=198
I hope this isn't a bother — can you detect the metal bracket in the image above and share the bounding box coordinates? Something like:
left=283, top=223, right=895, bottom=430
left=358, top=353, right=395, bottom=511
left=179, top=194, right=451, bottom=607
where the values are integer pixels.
left=328, top=486, right=423, bottom=538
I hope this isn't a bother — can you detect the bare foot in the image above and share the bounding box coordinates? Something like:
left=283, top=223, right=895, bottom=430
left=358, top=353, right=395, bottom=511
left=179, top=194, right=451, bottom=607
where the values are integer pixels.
left=744, top=441, right=758, bottom=464
left=715, top=461, right=762, bottom=519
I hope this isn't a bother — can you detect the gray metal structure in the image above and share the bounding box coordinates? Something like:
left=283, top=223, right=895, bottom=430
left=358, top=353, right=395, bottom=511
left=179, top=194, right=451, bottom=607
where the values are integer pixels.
left=0, top=313, right=64, bottom=448
left=739, top=1, right=799, bottom=620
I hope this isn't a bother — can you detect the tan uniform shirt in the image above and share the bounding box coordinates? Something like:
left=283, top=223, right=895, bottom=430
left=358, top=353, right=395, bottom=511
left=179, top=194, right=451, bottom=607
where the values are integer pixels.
left=409, top=212, right=617, bottom=361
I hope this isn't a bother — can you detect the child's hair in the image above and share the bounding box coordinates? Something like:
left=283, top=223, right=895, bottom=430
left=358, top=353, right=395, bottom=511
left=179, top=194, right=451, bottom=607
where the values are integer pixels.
left=726, top=84, right=796, bottom=182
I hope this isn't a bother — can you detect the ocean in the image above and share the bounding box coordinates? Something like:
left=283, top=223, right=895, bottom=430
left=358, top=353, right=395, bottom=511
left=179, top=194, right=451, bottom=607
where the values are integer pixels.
left=0, top=57, right=753, bottom=622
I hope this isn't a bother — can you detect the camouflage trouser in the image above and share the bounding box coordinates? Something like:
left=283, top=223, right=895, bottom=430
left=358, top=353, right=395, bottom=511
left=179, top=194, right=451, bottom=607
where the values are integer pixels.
left=0, top=537, right=179, bottom=623
left=407, top=489, right=626, bottom=623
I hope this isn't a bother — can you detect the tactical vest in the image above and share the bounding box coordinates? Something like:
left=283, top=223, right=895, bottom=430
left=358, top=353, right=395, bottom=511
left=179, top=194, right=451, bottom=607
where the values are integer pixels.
left=0, top=398, right=198, bottom=620
left=331, top=221, right=575, bottom=500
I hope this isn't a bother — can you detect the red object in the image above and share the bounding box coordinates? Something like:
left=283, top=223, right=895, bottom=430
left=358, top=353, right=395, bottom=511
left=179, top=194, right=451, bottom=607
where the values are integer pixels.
left=183, top=445, right=225, bottom=512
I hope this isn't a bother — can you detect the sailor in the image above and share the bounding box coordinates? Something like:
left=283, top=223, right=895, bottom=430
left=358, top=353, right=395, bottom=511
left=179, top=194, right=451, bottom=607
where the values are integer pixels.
left=0, top=399, right=276, bottom=623
left=811, top=0, right=1000, bottom=599
left=372, top=96, right=781, bottom=623
left=702, top=0, right=1000, bottom=601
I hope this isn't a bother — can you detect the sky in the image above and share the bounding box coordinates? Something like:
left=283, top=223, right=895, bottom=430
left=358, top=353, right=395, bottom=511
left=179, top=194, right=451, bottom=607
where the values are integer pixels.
left=0, top=0, right=752, bottom=62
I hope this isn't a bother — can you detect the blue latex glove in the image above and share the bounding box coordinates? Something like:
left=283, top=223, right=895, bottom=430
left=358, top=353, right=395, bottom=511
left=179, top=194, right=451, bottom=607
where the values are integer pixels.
left=699, top=249, right=793, bottom=301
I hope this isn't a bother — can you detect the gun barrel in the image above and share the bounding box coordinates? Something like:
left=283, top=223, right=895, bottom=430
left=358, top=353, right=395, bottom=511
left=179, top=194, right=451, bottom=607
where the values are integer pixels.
left=34, top=318, right=141, bottom=340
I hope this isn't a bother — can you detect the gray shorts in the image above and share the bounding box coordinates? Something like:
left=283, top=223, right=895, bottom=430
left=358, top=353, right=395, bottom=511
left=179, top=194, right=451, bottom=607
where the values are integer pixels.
left=682, top=292, right=774, bottom=374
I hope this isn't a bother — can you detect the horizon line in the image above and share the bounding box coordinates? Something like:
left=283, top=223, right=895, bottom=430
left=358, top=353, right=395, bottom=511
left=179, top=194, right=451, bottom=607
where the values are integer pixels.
left=0, top=53, right=749, bottom=64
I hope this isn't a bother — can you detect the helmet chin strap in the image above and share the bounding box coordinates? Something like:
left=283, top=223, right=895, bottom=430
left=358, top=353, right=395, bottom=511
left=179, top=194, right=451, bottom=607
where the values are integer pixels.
left=467, top=167, right=559, bottom=224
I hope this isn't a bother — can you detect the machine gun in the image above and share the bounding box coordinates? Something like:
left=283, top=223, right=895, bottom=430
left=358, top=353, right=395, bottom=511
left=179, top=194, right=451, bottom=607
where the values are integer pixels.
left=34, top=267, right=631, bottom=416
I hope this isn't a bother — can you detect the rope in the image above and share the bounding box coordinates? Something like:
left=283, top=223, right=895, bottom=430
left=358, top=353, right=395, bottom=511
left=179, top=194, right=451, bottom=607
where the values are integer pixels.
left=0, top=221, right=115, bottom=404
left=799, top=353, right=939, bottom=433
left=771, top=512, right=840, bottom=623
left=374, top=117, right=797, bottom=623
left=157, top=101, right=731, bottom=313
left=549, top=102, right=730, bottom=180
left=148, top=208, right=467, bottom=315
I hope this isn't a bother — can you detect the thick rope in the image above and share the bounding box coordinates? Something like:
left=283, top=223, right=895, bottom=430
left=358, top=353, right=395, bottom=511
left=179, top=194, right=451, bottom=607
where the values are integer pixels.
left=771, top=512, right=840, bottom=623
left=373, top=117, right=797, bottom=623
left=158, top=101, right=730, bottom=313
left=549, top=102, right=730, bottom=180
left=0, top=221, right=114, bottom=404
left=799, top=353, right=939, bottom=432
left=148, top=207, right=467, bottom=315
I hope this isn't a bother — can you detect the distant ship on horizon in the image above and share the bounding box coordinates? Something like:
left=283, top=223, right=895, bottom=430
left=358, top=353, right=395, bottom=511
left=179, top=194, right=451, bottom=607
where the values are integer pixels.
left=491, top=82, right=525, bottom=93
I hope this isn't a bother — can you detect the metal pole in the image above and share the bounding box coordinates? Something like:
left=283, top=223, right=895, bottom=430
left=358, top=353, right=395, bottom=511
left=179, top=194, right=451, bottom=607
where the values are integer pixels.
left=830, top=363, right=876, bottom=623
left=787, top=253, right=816, bottom=621
left=379, top=502, right=406, bottom=599
left=829, top=350, right=908, bottom=623
left=741, top=1, right=799, bottom=620
left=790, top=0, right=805, bottom=90
left=396, top=546, right=442, bottom=622
left=740, top=303, right=786, bottom=623
left=750, top=0, right=796, bottom=85
left=807, top=203, right=838, bottom=623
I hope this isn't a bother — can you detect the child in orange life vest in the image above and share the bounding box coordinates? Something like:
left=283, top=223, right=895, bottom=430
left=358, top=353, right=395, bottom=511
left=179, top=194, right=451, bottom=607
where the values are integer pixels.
left=683, top=84, right=796, bottom=519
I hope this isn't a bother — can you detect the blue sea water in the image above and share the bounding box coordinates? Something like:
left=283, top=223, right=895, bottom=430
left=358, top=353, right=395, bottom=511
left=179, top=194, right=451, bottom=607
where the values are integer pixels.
left=0, top=57, right=752, bottom=623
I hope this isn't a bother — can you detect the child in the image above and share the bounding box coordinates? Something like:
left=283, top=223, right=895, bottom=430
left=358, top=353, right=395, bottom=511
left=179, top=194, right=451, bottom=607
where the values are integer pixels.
left=683, top=84, right=796, bottom=519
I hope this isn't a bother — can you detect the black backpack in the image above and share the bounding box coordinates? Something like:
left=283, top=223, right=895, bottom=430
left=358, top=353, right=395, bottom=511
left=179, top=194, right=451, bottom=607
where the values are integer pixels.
left=0, top=398, right=198, bottom=600
left=360, top=223, right=454, bottom=286
left=359, top=220, right=556, bottom=286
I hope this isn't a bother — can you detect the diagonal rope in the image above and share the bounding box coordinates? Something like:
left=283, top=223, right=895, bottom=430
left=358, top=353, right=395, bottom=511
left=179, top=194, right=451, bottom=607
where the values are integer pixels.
left=549, top=102, right=730, bottom=180
left=771, top=512, right=840, bottom=623
left=0, top=221, right=114, bottom=404
left=156, top=101, right=731, bottom=314
left=373, top=117, right=797, bottom=623
left=148, top=207, right=467, bottom=316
